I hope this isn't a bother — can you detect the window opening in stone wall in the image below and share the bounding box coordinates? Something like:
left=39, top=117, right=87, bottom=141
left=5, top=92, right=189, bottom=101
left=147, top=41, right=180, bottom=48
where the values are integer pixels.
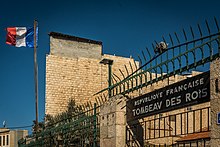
left=0, top=136, right=1, bottom=146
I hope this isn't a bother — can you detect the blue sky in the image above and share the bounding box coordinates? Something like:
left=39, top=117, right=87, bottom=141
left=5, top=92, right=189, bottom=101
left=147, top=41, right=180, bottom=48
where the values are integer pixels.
left=0, top=0, right=219, bottom=133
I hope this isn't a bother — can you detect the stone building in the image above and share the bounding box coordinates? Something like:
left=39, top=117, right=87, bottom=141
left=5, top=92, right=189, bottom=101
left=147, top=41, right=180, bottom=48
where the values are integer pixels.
left=45, top=32, right=138, bottom=116
left=0, top=128, right=28, bottom=147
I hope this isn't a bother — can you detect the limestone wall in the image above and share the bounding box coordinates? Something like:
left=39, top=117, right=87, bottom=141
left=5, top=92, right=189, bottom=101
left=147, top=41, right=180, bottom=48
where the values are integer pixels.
left=45, top=33, right=139, bottom=116
left=210, top=58, right=220, bottom=146
left=100, top=95, right=126, bottom=147
left=49, top=32, right=102, bottom=59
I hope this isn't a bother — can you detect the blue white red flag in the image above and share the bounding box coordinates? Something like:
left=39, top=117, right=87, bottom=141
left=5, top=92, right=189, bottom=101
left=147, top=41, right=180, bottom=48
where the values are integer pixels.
left=6, top=27, right=38, bottom=48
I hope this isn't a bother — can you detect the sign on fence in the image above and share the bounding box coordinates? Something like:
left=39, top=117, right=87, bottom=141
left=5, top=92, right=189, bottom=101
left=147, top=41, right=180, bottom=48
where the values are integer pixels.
left=127, top=71, right=210, bottom=120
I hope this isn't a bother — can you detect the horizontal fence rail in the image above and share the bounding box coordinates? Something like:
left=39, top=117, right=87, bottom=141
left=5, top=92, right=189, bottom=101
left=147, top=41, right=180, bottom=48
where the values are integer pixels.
left=126, top=107, right=210, bottom=146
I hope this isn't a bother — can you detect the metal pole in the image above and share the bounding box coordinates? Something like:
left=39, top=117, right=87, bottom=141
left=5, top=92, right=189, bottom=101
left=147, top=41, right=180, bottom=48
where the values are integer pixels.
left=108, top=64, right=112, bottom=98
left=34, top=20, right=39, bottom=132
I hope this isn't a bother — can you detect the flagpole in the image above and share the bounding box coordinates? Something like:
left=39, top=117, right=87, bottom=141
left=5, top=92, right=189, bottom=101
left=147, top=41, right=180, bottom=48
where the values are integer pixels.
left=34, top=20, right=39, bottom=132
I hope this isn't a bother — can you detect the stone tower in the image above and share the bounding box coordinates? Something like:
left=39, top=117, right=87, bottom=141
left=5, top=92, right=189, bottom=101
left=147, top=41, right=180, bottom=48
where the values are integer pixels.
left=45, top=32, right=138, bottom=116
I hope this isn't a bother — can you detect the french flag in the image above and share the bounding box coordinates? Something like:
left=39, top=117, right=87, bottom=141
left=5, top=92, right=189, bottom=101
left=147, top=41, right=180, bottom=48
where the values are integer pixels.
left=6, top=27, right=38, bottom=48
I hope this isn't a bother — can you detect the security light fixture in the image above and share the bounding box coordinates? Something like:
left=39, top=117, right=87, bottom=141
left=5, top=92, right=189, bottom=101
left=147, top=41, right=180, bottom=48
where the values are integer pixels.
left=100, top=58, right=114, bottom=98
left=100, top=58, right=113, bottom=65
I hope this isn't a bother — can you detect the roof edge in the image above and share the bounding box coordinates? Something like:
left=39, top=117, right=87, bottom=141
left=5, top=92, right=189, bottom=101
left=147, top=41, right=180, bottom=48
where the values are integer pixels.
left=49, top=32, right=102, bottom=45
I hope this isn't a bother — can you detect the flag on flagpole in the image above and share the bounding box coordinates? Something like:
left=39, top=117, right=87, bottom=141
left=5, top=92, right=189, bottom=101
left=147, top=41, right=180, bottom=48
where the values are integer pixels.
left=6, top=26, right=38, bottom=48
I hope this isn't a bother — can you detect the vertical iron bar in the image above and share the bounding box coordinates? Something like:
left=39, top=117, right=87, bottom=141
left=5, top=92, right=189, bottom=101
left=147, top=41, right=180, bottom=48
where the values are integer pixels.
left=193, top=110, right=195, bottom=133
left=187, top=111, right=188, bottom=134
left=144, top=72, right=147, bottom=86
left=159, top=40, right=163, bottom=78
left=149, top=120, right=151, bottom=139
left=174, top=32, right=182, bottom=73
left=169, top=34, right=174, bottom=47
left=214, top=17, right=220, bottom=31
left=124, top=65, right=130, bottom=90
left=164, top=117, right=166, bottom=137
left=111, top=77, right=115, bottom=95
left=112, top=75, right=118, bottom=95
left=181, top=113, right=183, bottom=135
left=145, top=121, right=147, bottom=140
left=129, top=62, right=134, bottom=90
left=175, top=115, right=176, bottom=136
left=158, top=118, right=160, bottom=138
left=169, top=117, right=171, bottom=136
left=154, top=119, right=156, bottom=138
left=142, top=50, right=147, bottom=62
left=155, top=57, right=158, bottom=81
left=200, top=109, right=202, bottom=132
left=113, top=73, right=122, bottom=94
left=132, top=58, right=138, bottom=71
left=152, top=43, right=156, bottom=54
left=205, top=20, right=211, bottom=35
left=163, top=36, right=169, bottom=77
left=146, top=47, right=153, bottom=84
left=119, top=69, right=125, bottom=79
left=153, top=43, right=159, bottom=85
left=124, top=65, right=129, bottom=76
left=169, top=34, right=175, bottom=75
left=190, top=26, right=197, bottom=67
left=129, top=61, right=134, bottom=74
left=183, top=28, right=188, bottom=41
left=190, top=26, right=195, bottom=39
left=198, top=24, right=203, bottom=37
left=138, top=54, right=142, bottom=67
left=183, top=28, right=189, bottom=70
left=146, top=47, right=152, bottom=68
left=197, top=24, right=205, bottom=65
left=208, top=107, right=210, bottom=131
left=93, top=103, right=97, bottom=147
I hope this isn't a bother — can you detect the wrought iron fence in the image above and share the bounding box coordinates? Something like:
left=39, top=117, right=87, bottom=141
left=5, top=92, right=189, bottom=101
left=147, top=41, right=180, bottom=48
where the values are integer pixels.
left=95, top=18, right=220, bottom=98
left=18, top=104, right=100, bottom=147
left=126, top=107, right=210, bottom=147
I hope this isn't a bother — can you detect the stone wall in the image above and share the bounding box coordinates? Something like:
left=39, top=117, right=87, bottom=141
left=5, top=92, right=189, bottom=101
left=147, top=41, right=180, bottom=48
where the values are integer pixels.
left=100, top=95, right=126, bottom=147
left=45, top=33, right=139, bottom=116
left=49, top=32, right=102, bottom=59
left=210, top=57, right=220, bottom=146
